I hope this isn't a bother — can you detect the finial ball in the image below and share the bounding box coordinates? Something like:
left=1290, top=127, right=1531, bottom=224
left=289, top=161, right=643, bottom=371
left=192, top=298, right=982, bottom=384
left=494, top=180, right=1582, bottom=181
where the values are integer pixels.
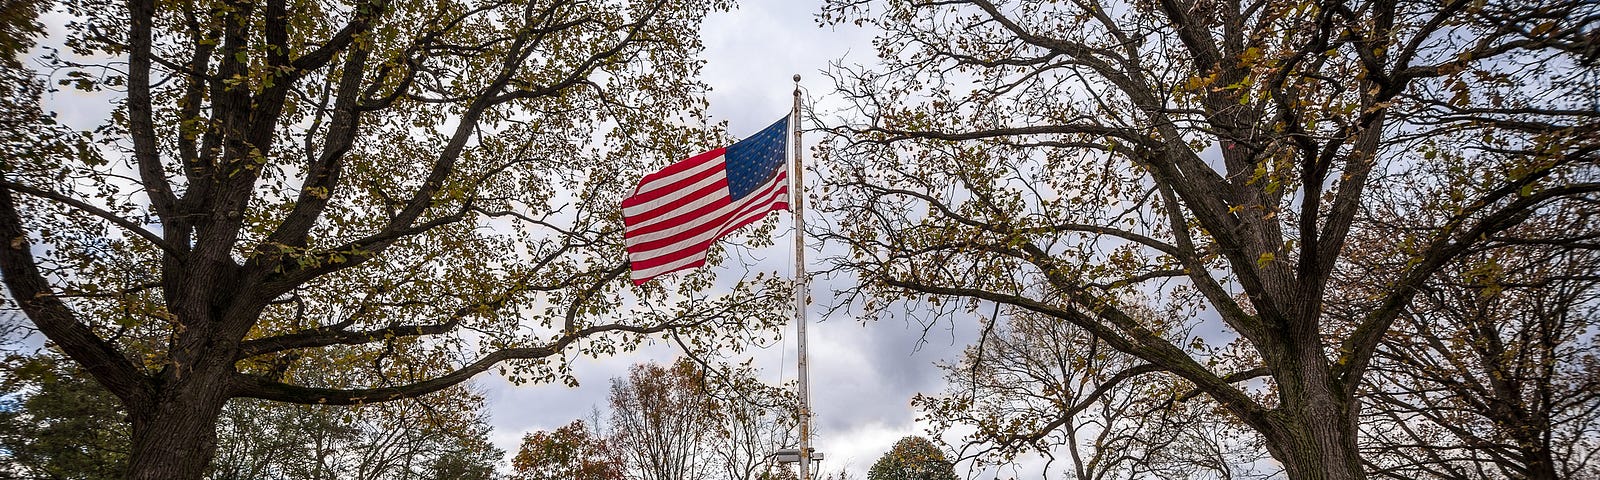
left=793, top=74, right=802, bottom=82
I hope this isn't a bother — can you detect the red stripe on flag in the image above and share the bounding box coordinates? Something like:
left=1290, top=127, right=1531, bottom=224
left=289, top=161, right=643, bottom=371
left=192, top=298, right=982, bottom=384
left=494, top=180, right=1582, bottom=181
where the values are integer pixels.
left=622, top=178, right=731, bottom=234
left=621, top=153, right=726, bottom=212
left=623, top=166, right=789, bottom=284
left=625, top=173, right=787, bottom=259
left=627, top=147, right=726, bottom=196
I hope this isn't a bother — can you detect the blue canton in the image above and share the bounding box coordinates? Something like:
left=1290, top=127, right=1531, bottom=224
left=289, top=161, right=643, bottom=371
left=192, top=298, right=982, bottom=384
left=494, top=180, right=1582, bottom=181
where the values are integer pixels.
left=725, top=116, right=789, bottom=200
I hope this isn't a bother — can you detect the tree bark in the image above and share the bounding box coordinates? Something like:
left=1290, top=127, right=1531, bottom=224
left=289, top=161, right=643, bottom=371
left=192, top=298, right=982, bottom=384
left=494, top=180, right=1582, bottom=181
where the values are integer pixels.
left=124, top=358, right=233, bottom=480
left=1515, top=425, right=1560, bottom=480
left=1263, top=387, right=1367, bottom=480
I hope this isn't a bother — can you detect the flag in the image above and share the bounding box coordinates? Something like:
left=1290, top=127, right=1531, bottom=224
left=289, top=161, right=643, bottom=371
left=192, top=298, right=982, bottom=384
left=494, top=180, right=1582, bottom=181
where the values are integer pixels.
left=622, top=116, right=791, bottom=285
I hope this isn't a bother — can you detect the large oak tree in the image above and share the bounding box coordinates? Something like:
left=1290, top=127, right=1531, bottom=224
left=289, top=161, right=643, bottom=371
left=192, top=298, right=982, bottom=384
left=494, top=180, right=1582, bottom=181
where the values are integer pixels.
left=817, top=0, right=1599, bottom=479
left=0, top=0, right=789, bottom=478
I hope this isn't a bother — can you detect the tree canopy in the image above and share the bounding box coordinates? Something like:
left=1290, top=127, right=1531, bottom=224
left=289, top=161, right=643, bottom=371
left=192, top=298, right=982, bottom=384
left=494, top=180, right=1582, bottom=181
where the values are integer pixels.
left=0, top=343, right=503, bottom=480
left=866, top=436, right=958, bottom=480
left=818, top=0, right=1598, bottom=479
left=512, top=419, right=624, bottom=480
left=0, top=0, right=790, bottom=477
left=510, top=358, right=796, bottom=480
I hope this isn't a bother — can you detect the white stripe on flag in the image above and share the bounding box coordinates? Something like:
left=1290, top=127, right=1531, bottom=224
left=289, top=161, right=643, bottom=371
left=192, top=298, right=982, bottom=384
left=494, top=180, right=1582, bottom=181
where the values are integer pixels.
left=622, top=153, right=725, bottom=218
left=624, top=172, right=729, bottom=233
left=627, top=173, right=788, bottom=280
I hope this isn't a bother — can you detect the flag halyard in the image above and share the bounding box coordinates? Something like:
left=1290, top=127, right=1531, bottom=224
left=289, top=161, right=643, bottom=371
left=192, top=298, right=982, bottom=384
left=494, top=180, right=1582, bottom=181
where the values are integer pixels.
left=622, top=116, right=791, bottom=285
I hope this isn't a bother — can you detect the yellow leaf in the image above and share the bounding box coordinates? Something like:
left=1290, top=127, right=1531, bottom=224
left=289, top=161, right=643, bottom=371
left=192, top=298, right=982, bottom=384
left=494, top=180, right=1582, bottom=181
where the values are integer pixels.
left=1257, top=252, right=1275, bottom=267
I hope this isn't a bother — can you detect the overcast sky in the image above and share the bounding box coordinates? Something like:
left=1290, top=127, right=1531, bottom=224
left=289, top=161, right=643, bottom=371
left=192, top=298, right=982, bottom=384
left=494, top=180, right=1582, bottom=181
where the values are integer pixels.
left=480, top=1, right=985, bottom=478
left=17, top=0, right=984, bottom=476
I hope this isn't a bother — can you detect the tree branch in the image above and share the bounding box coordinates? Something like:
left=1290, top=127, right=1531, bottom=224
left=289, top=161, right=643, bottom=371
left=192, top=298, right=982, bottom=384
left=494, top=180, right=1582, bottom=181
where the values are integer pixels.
left=232, top=320, right=698, bottom=405
left=0, top=186, right=151, bottom=409
left=1336, top=182, right=1600, bottom=389
left=0, top=181, right=183, bottom=256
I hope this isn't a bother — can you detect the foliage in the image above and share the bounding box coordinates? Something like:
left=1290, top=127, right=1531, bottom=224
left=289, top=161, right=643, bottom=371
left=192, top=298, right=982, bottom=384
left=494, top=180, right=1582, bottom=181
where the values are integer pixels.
left=512, top=419, right=624, bottom=480
left=207, top=391, right=503, bottom=480
left=0, top=0, right=46, bottom=63
left=818, top=0, right=1597, bottom=478
left=1342, top=198, right=1600, bottom=479
left=0, top=346, right=502, bottom=480
left=512, top=358, right=796, bottom=480
left=0, top=349, right=130, bottom=480
left=0, top=0, right=790, bottom=476
left=865, top=436, right=957, bottom=480
left=608, top=359, right=719, bottom=480
left=424, top=446, right=500, bottom=480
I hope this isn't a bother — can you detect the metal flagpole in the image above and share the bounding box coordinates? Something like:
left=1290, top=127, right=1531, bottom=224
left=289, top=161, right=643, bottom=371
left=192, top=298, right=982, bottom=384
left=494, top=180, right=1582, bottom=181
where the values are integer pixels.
left=791, top=74, right=813, bottom=480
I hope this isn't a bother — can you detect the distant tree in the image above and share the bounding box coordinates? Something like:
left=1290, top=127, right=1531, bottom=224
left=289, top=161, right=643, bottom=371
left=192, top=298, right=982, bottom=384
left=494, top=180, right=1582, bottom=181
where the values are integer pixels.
left=0, top=350, right=129, bottom=480
left=916, top=310, right=1272, bottom=479
left=572, top=358, right=796, bottom=480
left=512, top=419, right=624, bottom=480
left=607, top=359, right=719, bottom=480
left=207, top=390, right=502, bottom=480
left=866, top=436, right=958, bottom=480
left=425, top=443, right=500, bottom=480
left=813, top=467, right=857, bottom=480
left=707, top=363, right=797, bottom=480
left=0, top=347, right=501, bottom=480
left=424, top=418, right=502, bottom=480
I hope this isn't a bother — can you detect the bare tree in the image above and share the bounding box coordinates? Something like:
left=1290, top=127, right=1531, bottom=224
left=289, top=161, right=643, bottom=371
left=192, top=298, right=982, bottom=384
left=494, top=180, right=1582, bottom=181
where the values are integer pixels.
left=1340, top=194, right=1600, bottom=480
left=917, top=309, right=1272, bottom=479
left=578, top=358, right=798, bottom=480
left=707, top=364, right=798, bottom=480
left=608, top=359, right=719, bottom=480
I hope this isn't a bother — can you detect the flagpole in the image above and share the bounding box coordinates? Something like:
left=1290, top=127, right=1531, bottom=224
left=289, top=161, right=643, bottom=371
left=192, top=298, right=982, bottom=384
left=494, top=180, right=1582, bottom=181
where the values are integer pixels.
left=791, top=74, right=813, bottom=480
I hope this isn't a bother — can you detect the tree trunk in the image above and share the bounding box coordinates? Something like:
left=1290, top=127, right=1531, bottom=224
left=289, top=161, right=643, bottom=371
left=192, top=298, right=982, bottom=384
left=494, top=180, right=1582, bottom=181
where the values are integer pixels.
left=1265, top=417, right=1367, bottom=480
left=1263, top=359, right=1367, bottom=480
left=124, top=362, right=232, bottom=480
left=1519, top=433, right=1560, bottom=480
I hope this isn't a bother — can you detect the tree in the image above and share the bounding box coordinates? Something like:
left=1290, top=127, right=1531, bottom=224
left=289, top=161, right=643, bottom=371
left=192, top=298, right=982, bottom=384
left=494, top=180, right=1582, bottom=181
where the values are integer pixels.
left=608, top=359, right=719, bottom=480
left=818, top=0, right=1598, bottom=479
left=0, top=345, right=503, bottom=480
left=915, top=310, right=1272, bottom=479
left=1341, top=199, right=1600, bottom=479
left=424, top=444, right=500, bottom=480
left=568, top=358, right=797, bottom=480
left=0, top=349, right=130, bottom=479
left=866, top=436, right=958, bottom=480
left=206, top=388, right=503, bottom=480
left=512, top=419, right=625, bottom=480
left=0, top=0, right=789, bottom=478
left=706, top=362, right=797, bottom=480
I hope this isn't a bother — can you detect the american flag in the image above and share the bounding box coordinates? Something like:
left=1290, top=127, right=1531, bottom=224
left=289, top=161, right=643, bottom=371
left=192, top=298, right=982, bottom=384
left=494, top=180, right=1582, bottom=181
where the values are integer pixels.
left=621, top=116, right=791, bottom=285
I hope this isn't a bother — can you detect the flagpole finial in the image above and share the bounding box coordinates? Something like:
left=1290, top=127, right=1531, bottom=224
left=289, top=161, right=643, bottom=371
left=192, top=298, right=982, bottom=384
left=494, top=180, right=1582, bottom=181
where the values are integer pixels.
left=793, top=73, right=801, bottom=82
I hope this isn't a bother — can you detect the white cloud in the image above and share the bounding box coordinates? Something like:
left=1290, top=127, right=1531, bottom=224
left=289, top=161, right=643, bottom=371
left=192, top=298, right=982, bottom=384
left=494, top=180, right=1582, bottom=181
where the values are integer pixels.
left=480, top=3, right=959, bottom=479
